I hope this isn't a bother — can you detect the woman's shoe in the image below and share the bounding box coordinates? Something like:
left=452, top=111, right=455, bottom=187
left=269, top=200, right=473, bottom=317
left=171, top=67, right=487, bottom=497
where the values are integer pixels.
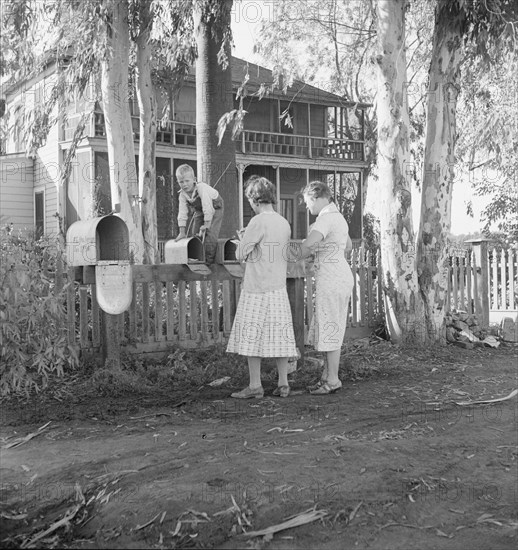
left=307, top=379, right=327, bottom=392
left=231, top=386, right=264, bottom=399
left=309, top=380, right=342, bottom=395
left=272, top=385, right=291, bottom=398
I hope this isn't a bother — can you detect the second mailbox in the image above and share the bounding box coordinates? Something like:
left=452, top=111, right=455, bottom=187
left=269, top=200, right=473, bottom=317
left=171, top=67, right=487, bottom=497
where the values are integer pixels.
left=163, top=236, right=211, bottom=274
left=216, top=238, right=243, bottom=277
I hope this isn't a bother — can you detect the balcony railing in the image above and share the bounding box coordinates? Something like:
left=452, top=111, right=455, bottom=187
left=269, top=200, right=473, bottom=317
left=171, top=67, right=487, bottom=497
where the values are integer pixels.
left=238, top=130, right=364, bottom=161
left=63, top=112, right=364, bottom=162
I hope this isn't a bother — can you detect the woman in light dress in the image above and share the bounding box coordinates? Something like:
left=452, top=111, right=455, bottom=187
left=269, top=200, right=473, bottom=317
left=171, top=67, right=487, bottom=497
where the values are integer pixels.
left=227, top=176, right=298, bottom=399
left=299, top=181, right=354, bottom=394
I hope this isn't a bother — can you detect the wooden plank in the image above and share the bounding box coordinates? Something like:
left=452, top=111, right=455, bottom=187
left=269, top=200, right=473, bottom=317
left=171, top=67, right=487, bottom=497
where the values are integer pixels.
left=459, top=255, right=466, bottom=310
left=287, top=277, right=305, bottom=364
left=211, top=279, right=220, bottom=340
left=142, top=282, right=150, bottom=343
left=129, top=282, right=137, bottom=341
left=489, top=248, right=498, bottom=309
left=466, top=255, right=473, bottom=314
left=91, top=285, right=101, bottom=347
left=509, top=249, right=516, bottom=309
left=472, top=253, right=480, bottom=319
left=376, top=249, right=383, bottom=318
left=446, top=258, right=452, bottom=313
left=351, top=249, right=358, bottom=326
left=452, top=259, right=458, bottom=310
left=189, top=281, right=198, bottom=340
left=119, top=312, right=125, bottom=339
left=155, top=281, right=164, bottom=341
left=366, top=250, right=373, bottom=322
left=359, top=247, right=366, bottom=326
left=222, top=280, right=232, bottom=335
left=200, top=281, right=209, bottom=341
left=166, top=281, right=175, bottom=341
left=79, top=286, right=89, bottom=348
left=500, top=248, right=507, bottom=309
left=66, top=268, right=76, bottom=345
left=178, top=280, right=187, bottom=340
left=79, top=263, right=238, bottom=285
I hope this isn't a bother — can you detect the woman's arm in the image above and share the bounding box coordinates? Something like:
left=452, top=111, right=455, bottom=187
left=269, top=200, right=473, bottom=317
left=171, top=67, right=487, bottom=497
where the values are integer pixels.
left=236, top=219, right=263, bottom=262
left=297, top=229, right=324, bottom=259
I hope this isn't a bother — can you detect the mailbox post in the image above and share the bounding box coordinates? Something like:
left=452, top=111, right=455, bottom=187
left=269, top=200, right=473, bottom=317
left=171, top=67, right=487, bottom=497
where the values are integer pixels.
left=286, top=241, right=306, bottom=366
left=66, top=215, right=132, bottom=368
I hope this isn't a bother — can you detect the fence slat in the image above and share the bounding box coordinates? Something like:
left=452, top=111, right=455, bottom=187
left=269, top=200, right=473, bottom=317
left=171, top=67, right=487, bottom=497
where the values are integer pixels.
left=66, top=268, right=75, bottom=345
left=129, top=283, right=137, bottom=341
left=92, top=285, right=101, bottom=347
left=366, top=250, right=373, bottom=323
left=189, top=281, right=198, bottom=340
left=452, top=259, right=458, bottom=310
left=200, top=281, right=209, bottom=341
left=155, top=281, right=164, bottom=341
left=142, top=283, right=150, bottom=342
left=459, top=256, right=466, bottom=311
left=466, top=254, right=473, bottom=314
left=222, top=280, right=232, bottom=334
left=212, top=279, right=220, bottom=341
left=509, top=248, right=516, bottom=309
left=351, top=249, right=358, bottom=326
left=166, top=282, right=175, bottom=341
left=359, top=247, right=366, bottom=326
left=490, top=248, right=498, bottom=309
left=500, top=248, right=507, bottom=309
left=79, top=286, right=89, bottom=348
left=178, top=281, right=187, bottom=340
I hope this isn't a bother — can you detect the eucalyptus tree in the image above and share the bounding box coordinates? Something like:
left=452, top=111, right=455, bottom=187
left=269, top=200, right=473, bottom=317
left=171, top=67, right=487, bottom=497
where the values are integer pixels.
left=416, top=0, right=518, bottom=338
left=194, top=0, right=238, bottom=238
left=374, top=0, right=424, bottom=342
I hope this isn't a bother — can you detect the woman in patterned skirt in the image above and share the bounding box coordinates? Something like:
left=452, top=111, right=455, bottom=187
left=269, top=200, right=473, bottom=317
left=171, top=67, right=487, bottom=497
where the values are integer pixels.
left=298, top=181, right=354, bottom=395
left=227, top=176, right=298, bottom=399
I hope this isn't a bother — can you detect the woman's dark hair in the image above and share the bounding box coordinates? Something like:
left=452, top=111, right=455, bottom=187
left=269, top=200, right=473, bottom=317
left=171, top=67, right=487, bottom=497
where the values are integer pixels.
left=302, top=180, right=332, bottom=200
left=245, top=175, right=277, bottom=204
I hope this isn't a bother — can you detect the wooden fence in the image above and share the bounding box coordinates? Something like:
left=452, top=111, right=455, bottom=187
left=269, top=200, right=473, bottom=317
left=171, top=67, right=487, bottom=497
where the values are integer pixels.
left=446, top=241, right=518, bottom=327
left=66, top=246, right=383, bottom=357
left=62, top=242, right=516, bottom=357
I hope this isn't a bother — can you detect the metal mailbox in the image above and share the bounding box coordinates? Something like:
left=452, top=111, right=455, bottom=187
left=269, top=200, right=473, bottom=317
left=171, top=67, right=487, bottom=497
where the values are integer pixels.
left=66, top=215, right=132, bottom=315
left=216, top=238, right=243, bottom=277
left=66, top=215, right=129, bottom=266
left=163, top=236, right=211, bottom=275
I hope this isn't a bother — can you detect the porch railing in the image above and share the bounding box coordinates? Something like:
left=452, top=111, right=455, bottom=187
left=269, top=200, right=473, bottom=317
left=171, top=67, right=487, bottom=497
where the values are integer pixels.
left=62, top=112, right=365, bottom=162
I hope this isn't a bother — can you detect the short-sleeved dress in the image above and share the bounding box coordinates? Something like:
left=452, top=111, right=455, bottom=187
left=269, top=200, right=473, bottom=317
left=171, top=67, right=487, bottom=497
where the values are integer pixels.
left=307, top=203, right=354, bottom=351
left=226, top=211, right=298, bottom=358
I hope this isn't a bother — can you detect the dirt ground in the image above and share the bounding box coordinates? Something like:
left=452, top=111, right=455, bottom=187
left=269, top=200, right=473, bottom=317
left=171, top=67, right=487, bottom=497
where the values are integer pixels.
left=1, top=341, right=517, bottom=549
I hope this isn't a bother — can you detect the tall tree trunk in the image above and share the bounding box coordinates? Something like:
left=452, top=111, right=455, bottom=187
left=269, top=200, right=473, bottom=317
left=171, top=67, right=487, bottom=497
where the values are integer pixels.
left=136, top=2, right=158, bottom=264
left=417, top=4, right=463, bottom=341
left=194, top=0, right=238, bottom=238
left=101, top=0, right=144, bottom=263
left=375, top=0, right=424, bottom=343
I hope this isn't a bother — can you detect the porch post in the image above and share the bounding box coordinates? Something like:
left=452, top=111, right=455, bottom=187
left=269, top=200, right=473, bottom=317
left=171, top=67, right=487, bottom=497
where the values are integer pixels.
left=237, top=163, right=245, bottom=228
left=275, top=165, right=280, bottom=209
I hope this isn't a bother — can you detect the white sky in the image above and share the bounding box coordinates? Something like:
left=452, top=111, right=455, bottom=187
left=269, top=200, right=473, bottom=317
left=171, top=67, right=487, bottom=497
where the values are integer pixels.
left=230, top=0, right=489, bottom=236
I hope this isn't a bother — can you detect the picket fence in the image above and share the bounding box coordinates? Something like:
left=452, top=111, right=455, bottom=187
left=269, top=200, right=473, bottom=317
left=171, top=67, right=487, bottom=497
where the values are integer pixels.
left=61, top=242, right=516, bottom=357
left=65, top=247, right=382, bottom=356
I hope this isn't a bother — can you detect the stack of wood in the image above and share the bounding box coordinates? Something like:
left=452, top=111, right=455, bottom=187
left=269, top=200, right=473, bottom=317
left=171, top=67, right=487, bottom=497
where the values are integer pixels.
left=445, top=310, right=499, bottom=348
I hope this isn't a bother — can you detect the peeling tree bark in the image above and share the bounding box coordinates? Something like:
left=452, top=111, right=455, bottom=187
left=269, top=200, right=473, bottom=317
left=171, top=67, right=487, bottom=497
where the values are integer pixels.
left=417, top=4, right=463, bottom=341
left=375, top=0, right=424, bottom=343
left=101, top=0, right=144, bottom=263
left=194, top=0, right=238, bottom=238
left=136, top=2, right=158, bottom=264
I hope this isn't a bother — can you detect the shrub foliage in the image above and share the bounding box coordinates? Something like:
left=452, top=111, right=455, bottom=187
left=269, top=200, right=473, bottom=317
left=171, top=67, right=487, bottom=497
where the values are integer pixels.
left=0, top=228, right=79, bottom=395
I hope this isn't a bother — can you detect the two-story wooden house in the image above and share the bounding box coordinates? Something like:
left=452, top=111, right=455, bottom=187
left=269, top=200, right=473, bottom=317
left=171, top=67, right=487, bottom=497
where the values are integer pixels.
left=1, top=56, right=370, bottom=252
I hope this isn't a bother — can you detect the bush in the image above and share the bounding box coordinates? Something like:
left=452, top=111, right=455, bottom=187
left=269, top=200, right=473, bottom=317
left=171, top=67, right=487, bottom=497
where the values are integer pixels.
left=0, top=228, right=79, bottom=395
